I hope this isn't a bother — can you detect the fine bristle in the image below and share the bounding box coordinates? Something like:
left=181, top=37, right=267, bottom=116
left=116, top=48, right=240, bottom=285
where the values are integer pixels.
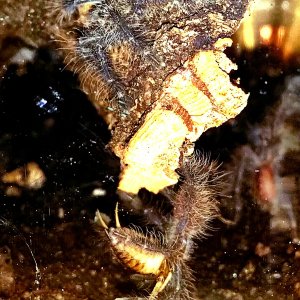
left=95, top=152, right=224, bottom=299
left=159, top=262, right=197, bottom=300
left=166, top=152, right=222, bottom=243
left=52, top=0, right=235, bottom=116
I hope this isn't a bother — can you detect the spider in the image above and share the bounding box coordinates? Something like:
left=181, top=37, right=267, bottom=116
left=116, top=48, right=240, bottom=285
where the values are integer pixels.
left=95, top=153, right=221, bottom=299
left=55, top=0, right=194, bottom=114
left=96, top=204, right=173, bottom=300
left=224, top=77, right=300, bottom=243
left=54, top=0, right=249, bottom=115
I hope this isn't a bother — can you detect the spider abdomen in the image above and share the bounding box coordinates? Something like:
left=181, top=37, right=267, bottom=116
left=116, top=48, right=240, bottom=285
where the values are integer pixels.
left=108, top=227, right=167, bottom=275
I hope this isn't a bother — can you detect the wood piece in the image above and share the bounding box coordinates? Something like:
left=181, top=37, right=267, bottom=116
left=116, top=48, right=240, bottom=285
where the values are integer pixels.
left=115, top=39, right=249, bottom=193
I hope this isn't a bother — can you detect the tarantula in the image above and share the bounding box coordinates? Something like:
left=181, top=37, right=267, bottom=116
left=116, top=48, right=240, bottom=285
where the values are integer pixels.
left=1, top=0, right=250, bottom=117
left=95, top=153, right=222, bottom=299
left=53, top=0, right=249, bottom=115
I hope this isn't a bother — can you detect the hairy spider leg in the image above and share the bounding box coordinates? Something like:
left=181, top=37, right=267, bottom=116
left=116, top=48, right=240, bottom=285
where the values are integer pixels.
left=96, top=205, right=173, bottom=298
left=62, top=0, right=164, bottom=113
left=61, top=1, right=134, bottom=111
left=131, top=0, right=197, bottom=16
left=149, top=262, right=172, bottom=300
left=105, top=0, right=162, bottom=66
left=95, top=46, right=132, bottom=110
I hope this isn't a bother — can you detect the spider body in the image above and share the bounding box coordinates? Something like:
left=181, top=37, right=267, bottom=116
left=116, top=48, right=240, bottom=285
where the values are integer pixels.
left=58, top=0, right=165, bottom=113
left=95, top=153, right=221, bottom=299
left=108, top=226, right=167, bottom=276
left=1, top=0, right=251, bottom=116
left=96, top=205, right=173, bottom=300
left=53, top=0, right=248, bottom=115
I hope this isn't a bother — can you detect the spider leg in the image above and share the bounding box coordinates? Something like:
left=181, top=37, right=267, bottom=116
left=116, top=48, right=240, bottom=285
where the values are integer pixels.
left=149, top=270, right=172, bottom=300
left=61, top=0, right=164, bottom=113
left=95, top=45, right=133, bottom=110
left=106, top=3, right=162, bottom=67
